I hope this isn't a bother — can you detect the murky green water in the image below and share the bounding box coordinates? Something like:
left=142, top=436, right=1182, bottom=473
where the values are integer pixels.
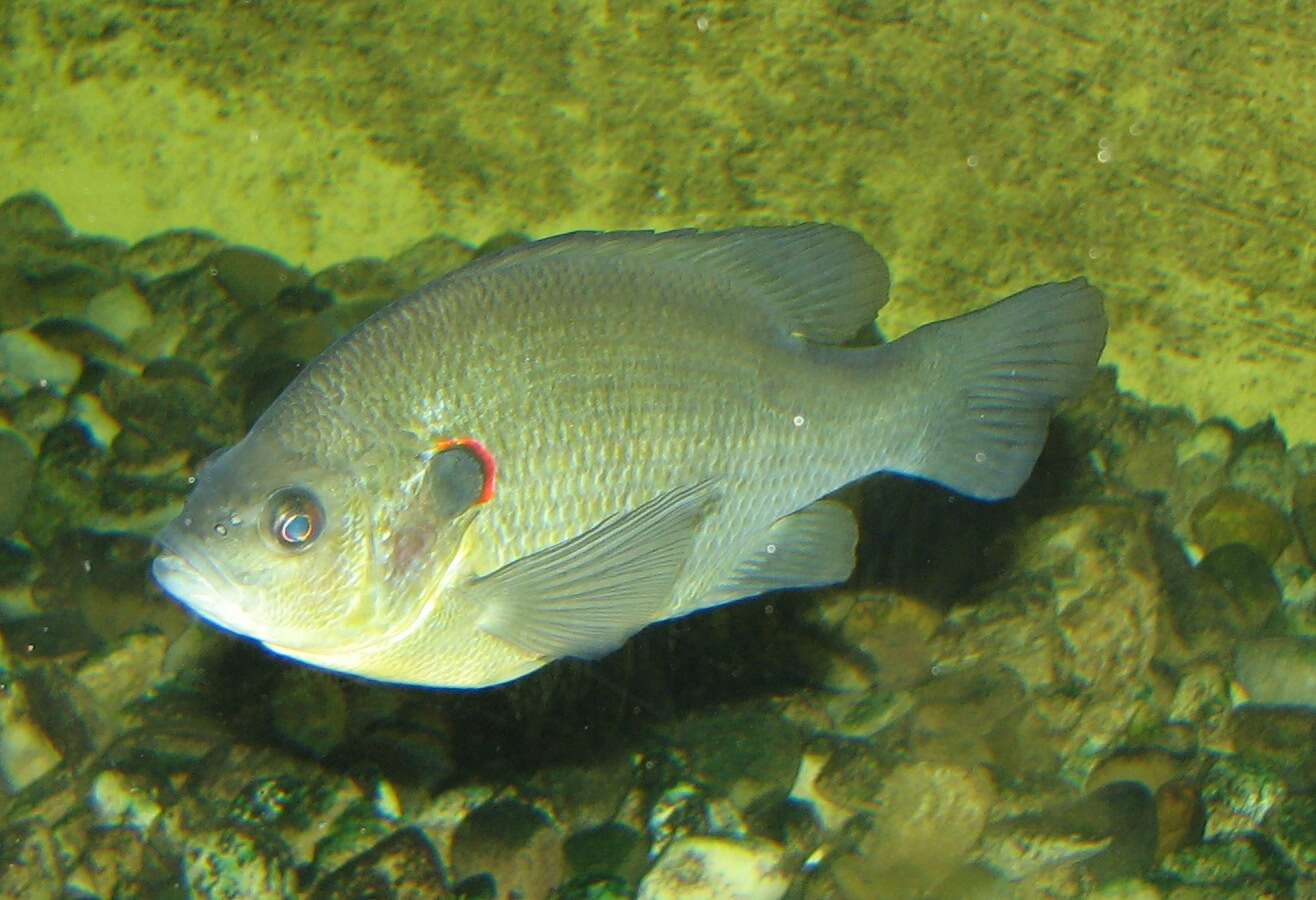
left=1, top=3, right=1314, bottom=898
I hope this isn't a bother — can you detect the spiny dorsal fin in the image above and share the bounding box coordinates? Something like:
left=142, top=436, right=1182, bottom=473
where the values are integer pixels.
left=447, top=224, right=890, bottom=344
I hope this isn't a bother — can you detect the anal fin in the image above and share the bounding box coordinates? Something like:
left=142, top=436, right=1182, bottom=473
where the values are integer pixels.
left=701, top=499, right=858, bottom=609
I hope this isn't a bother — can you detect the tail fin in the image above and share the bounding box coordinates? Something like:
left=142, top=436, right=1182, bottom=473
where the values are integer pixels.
left=886, top=278, right=1106, bottom=500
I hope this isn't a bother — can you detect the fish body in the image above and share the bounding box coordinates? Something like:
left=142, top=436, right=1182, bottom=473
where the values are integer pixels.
left=153, top=225, right=1106, bottom=688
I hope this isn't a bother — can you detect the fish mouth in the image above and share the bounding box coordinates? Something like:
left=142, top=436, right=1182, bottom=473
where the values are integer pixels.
left=151, top=530, right=297, bottom=646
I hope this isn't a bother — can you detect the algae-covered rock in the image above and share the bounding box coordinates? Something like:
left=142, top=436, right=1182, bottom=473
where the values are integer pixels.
left=122, top=228, right=225, bottom=281
left=668, top=708, right=803, bottom=813
left=830, top=761, right=994, bottom=897
left=0, top=660, right=64, bottom=792
left=1235, top=637, right=1316, bottom=708
left=637, top=835, right=788, bottom=900
left=563, top=822, right=649, bottom=886
left=1200, top=752, right=1287, bottom=839
left=1157, top=833, right=1293, bottom=893
left=0, top=193, right=68, bottom=237
left=0, top=429, right=36, bottom=537
left=0, top=818, right=62, bottom=900
left=182, top=824, right=296, bottom=900
left=311, top=826, right=449, bottom=899
left=1295, top=473, right=1316, bottom=564
left=207, top=245, right=306, bottom=309
left=1195, top=543, right=1281, bottom=632
left=268, top=668, right=348, bottom=760
left=1191, top=487, right=1292, bottom=564
left=449, top=799, right=565, bottom=900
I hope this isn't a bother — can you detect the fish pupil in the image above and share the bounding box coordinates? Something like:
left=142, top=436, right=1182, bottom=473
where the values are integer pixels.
left=266, top=486, right=324, bottom=550
left=281, top=514, right=311, bottom=543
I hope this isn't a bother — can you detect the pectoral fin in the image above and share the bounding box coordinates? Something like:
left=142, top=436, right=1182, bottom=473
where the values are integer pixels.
left=472, top=481, right=717, bottom=660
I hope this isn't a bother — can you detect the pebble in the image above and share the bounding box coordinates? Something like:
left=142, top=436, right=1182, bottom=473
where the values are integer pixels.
left=449, top=799, right=565, bottom=900
left=1294, top=473, right=1316, bottom=563
left=183, top=825, right=296, bottom=899
left=1234, top=637, right=1316, bottom=707
left=0, top=665, right=64, bottom=791
left=268, top=668, right=349, bottom=759
left=89, top=769, right=164, bottom=832
left=0, top=819, right=62, bottom=900
left=1191, top=487, right=1293, bottom=564
left=0, top=329, right=82, bottom=394
left=208, top=245, right=304, bottom=308
left=0, top=429, right=36, bottom=537
left=830, top=762, right=994, bottom=896
left=85, top=282, right=153, bottom=343
left=311, top=827, right=449, bottom=899
left=637, top=835, right=788, bottom=900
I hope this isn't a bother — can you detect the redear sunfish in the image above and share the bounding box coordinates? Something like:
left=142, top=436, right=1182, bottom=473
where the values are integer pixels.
left=153, top=225, right=1106, bottom=688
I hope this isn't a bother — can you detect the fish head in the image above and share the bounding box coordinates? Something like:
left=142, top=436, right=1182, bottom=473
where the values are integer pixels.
left=152, top=428, right=383, bottom=653
left=153, top=423, right=492, bottom=665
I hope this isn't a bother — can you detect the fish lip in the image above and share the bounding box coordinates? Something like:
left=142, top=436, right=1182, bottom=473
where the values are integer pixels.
left=151, top=527, right=283, bottom=644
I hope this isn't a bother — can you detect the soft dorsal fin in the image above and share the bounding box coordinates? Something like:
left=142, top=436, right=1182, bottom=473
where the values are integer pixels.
left=470, top=481, right=717, bottom=660
left=447, top=224, right=890, bottom=344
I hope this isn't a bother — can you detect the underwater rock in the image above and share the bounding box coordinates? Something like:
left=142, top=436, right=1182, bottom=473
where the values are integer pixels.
left=0, top=818, right=62, bottom=900
left=524, top=756, right=636, bottom=834
left=828, top=761, right=993, bottom=897
left=976, top=803, right=1113, bottom=884
left=563, top=822, right=650, bottom=886
left=5, top=384, right=66, bottom=439
left=1266, top=791, right=1316, bottom=878
left=1199, top=752, right=1287, bottom=840
left=122, top=229, right=225, bottom=281
left=449, top=799, right=565, bottom=900
left=1228, top=422, right=1296, bottom=514
left=207, top=245, right=306, bottom=310
left=829, top=590, right=940, bottom=692
left=182, top=823, right=297, bottom=899
left=0, top=429, right=36, bottom=537
left=268, top=668, right=349, bottom=760
left=1108, top=405, right=1197, bottom=499
left=75, top=631, right=170, bottom=714
left=30, top=317, right=138, bottom=373
left=0, top=329, right=82, bottom=395
left=387, top=234, right=475, bottom=293
left=1155, top=778, right=1207, bottom=862
left=1294, top=473, right=1316, bottom=564
left=89, top=769, right=166, bottom=832
left=0, top=193, right=69, bottom=237
left=311, top=826, right=449, bottom=899
left=1191, top=486, right=1292, bottom=564
left=1156, top=833, right=1294, bottom=894
left=0, top=652, right=64, bottom=792
left=305, top=795, right=395, bottom=878
left=667, top=708, right=804, bottom=814
left=637, top=835, right=788, bottom=900
left=84, top=282, right=154, bottom=344
left=1229, top=705, right=1316, bottom=788
left=933, top=503, right=1162, bottom=783
left=1196, top=543, right=1281, bottom=631
left=0, top=263, right=40, bottom=332
left=64, top=824, right=157, bottom=899
left=1235, top=637, right=1316, bottom=708
left=309, top=257, right=406, bottom=313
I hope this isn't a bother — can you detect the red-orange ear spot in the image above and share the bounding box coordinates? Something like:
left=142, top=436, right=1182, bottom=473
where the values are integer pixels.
left=433, top=437, right=496, bottom=505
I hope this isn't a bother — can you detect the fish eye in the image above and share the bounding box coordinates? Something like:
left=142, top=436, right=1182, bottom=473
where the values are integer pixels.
left=265, top=486, right=325, bottom=551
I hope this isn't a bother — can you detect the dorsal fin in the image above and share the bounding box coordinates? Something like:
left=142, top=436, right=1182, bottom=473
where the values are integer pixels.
left=448, top=224, right=891, bottom=344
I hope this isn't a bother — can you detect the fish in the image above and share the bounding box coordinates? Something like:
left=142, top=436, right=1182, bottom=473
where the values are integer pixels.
left=152, top=224, right=1106, bottom=689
